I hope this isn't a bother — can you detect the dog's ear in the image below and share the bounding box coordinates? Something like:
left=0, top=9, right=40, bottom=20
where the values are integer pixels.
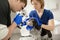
left=32, top=19, right=41, bottom=30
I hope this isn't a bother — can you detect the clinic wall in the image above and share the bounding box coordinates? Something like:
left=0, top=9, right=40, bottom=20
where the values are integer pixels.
left=51, top=0, right=60, bottom=21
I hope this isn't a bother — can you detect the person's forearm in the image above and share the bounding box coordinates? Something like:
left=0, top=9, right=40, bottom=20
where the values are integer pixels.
left=41, top=24, right=54, bottom=31
left=2, top=22, right=17, bottom=40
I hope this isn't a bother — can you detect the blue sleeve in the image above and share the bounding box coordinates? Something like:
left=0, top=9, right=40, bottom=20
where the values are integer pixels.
left=29, top=11, right=33, bottom=17
left=48, top=10, right=54, bottom=20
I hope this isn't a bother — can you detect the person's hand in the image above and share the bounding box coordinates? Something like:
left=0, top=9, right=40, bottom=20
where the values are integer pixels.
left=23, top=18, right=34, bottom=30
left=26, top=20, right=34, bottom=30
left=26, top=25, right=34, bottom=30
left=13, top=14, right=22, bottom=25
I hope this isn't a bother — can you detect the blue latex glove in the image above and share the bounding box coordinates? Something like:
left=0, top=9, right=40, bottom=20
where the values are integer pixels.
left=26, top=25, right=34, bottom=30
left=14, top=14, right=23, bottom=25
left=21, top=18, right=30, bottom=26
left=21, top=21, right=26, bottom=26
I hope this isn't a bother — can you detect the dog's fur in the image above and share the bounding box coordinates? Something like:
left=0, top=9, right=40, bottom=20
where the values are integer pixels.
left=30, top=18, right=52, bottom=40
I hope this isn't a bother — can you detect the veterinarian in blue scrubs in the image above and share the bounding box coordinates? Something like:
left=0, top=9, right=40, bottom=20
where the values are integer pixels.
left=29, top=0, right=54, bottom=40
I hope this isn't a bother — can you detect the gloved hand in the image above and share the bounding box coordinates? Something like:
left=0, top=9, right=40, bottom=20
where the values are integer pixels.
left=26, top=25, right=34, bottom=30
left=21, top=18, right=31, bottom=26
left=21, top=21, right=26, bottom=26
left=13, top=14, right=23, bottom=25
left=21, top=18, right=34, bottom=30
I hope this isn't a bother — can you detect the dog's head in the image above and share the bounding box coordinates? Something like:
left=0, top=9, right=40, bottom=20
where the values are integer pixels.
left=29, top=18, right=41, bottom=30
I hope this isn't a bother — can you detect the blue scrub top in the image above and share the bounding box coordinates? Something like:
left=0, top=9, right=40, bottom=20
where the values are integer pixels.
left=29, top=9, right=54, bottom=25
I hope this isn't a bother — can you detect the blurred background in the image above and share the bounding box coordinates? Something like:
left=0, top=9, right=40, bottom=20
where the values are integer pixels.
left=10, top=0, right=60, bottom=40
